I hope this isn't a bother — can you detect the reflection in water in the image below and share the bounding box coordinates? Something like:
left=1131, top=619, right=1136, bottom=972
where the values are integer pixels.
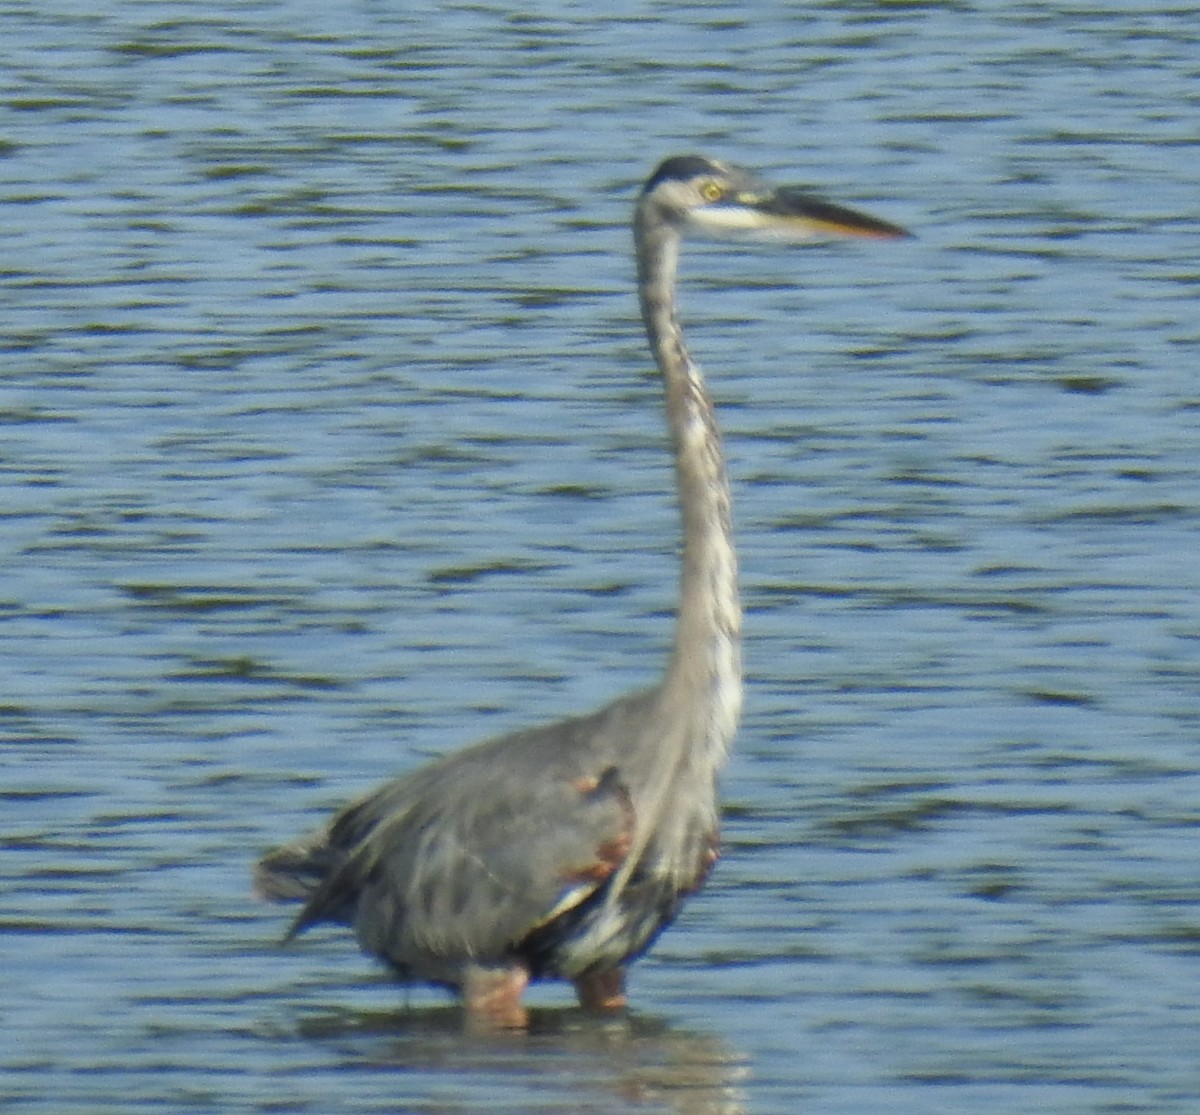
left=292, top=1007, right=748, bottom=1114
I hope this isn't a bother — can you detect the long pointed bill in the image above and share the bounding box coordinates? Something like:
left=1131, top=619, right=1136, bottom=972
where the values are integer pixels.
left=691, top=185, right=911, bottom=242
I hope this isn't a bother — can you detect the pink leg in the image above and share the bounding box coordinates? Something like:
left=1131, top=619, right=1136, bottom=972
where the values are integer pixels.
left=574, top=968, right=627, bottom=1012
left=462, top=964, right=531, bottom=1030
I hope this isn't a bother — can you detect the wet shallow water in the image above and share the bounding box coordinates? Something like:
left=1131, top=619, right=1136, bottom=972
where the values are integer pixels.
left=2, top=3, right=1199, bottom=1112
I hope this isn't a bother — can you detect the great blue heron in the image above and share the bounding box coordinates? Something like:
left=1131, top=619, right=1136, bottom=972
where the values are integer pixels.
left=256, top=155, right=909, bottom=1028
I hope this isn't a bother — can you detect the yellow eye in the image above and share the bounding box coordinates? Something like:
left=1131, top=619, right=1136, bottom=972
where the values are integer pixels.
left=699, top=180, right=724, bottom=202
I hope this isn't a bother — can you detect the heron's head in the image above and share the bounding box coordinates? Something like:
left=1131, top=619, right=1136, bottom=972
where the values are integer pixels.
left=638, top=154, right=910, bottom=243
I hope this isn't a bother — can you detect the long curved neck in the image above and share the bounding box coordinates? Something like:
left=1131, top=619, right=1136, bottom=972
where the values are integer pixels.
left=635, top=205, right=742, bottom=763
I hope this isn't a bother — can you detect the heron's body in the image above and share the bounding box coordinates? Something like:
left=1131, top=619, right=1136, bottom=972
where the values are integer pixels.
left=256, top=155, right=907, bottom=1026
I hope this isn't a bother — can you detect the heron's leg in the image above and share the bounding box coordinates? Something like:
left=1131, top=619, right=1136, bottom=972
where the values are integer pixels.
left=462, top=963, right=530, bottom=1030
left=574, top=967, right=627, bottom=1012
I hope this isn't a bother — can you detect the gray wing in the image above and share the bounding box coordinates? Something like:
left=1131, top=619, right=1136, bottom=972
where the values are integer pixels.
left=287, top=755, right=635, bottom=978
